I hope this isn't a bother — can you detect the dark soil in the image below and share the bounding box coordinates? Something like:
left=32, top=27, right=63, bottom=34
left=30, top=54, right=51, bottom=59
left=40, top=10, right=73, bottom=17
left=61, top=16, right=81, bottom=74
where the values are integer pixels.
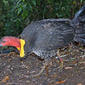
left=0, top=44, right=85, bottom=85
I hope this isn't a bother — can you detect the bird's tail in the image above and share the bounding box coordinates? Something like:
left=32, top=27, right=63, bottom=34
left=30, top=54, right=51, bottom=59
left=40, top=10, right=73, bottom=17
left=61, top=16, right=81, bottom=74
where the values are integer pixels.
left=71, top=5, right=85, bottom=45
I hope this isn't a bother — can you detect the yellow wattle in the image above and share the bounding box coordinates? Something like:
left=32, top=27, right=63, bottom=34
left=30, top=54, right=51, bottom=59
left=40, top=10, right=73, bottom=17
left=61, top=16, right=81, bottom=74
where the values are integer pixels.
left=19, top=39, right=25, bottom=57
left=17, top=47, right=20, bottom=51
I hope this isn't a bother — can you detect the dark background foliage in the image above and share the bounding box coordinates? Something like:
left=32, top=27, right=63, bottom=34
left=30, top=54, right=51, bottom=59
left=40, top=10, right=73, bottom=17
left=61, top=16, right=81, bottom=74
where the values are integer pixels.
left=0, top=0, right=85, bottom=38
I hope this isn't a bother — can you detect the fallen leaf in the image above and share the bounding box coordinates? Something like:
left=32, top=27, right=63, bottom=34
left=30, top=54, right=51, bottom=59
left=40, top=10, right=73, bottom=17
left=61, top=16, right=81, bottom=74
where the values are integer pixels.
left=64, top=66, right=72, bottom=70
left=2, top=76, right=9, bottom=83
left=77, top=83, right=82, bottom=85
left=56, top=80, right=66, bottom=84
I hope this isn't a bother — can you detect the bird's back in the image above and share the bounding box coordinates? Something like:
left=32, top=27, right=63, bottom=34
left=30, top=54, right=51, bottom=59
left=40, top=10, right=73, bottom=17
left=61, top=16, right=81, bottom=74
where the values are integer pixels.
left=20, top=19, right=74, bottom=59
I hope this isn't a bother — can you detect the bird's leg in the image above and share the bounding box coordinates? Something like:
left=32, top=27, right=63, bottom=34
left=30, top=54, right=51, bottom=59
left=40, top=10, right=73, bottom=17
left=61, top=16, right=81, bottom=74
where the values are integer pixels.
left=68, top=43, right=73, bottom=52
left=57, top=50, right=64, bottom=69
left=31, top=59, right=51, bottom=77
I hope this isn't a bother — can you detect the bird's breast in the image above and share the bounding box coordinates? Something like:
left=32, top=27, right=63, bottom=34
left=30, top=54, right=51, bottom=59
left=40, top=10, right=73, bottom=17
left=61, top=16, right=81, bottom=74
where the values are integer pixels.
left=32, top=49, right=57, bottom=59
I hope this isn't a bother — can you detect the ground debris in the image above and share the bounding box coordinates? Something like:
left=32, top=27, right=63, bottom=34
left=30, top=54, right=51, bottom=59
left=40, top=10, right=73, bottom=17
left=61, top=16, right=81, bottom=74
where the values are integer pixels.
left=77, top=83, right=83, bottom=85
left=0, top=44, right=85, bottom=84
left=56, top=79, right=66, bottom=84
left=64, top=66, right=72, bottom=70
left=1, top=75, right=9, bottom=83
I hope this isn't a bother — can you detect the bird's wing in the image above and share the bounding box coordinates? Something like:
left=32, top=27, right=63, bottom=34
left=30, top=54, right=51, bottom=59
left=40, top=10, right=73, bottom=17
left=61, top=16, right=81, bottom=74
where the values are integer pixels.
left=20, top=19, right=74, bottom=52
left=34, top=21, right=74, bottom=51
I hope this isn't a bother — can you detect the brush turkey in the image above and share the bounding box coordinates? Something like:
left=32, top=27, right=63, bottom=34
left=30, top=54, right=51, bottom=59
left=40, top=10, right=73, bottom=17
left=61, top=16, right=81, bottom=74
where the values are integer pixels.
left=1, top=5, right=85, bottom=76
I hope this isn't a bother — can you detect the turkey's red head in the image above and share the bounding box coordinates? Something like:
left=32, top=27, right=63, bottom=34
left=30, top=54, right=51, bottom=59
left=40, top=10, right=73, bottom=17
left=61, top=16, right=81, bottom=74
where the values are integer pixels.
left=0, top=36, right=21, bottom=49
left=0, top=36, right=25, bottom=57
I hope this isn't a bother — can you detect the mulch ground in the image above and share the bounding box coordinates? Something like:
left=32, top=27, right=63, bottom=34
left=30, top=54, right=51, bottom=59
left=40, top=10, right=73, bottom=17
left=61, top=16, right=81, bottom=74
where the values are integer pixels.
left=0, top=44, right=85, bottom=85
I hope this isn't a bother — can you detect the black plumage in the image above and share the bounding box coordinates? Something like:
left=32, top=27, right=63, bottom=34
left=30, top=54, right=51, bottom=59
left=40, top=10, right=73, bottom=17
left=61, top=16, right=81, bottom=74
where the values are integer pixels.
left=19, top=19, right=76, bottom=77
left=20, top=19, right=74, bottom=59
left=72, top=5, right=85, bottom=44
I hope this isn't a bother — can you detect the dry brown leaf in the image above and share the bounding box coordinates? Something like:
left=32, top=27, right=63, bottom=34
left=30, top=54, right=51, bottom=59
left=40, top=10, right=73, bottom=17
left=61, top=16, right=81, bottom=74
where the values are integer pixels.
left=56, top=80, right=66, bottom=84
left=2, top=76, right=9, bottom=83
left=77, top=83, right=82, bottom=85
left=64, top=66, right=72, bottom=70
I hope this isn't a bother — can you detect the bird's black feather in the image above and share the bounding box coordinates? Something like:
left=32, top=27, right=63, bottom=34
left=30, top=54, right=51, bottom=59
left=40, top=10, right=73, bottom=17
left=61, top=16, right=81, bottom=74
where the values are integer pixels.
left=20, top=19, right=74, bottom=59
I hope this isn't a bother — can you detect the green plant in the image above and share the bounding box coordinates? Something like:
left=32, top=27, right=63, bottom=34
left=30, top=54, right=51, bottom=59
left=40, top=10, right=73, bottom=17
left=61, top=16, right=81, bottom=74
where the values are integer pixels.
left=0, top=0, right=85, bottom=38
